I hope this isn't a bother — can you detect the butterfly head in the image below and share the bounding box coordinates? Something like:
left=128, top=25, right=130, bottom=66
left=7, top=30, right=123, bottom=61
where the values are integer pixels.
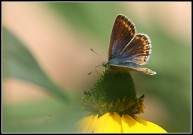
left=102, top=61, right=109, bottom=67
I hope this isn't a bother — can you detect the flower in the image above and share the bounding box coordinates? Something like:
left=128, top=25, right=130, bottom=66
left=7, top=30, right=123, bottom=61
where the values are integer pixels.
left=79, top=69, right=167, bottom=133
left=79, top=112, right=167, bottom=133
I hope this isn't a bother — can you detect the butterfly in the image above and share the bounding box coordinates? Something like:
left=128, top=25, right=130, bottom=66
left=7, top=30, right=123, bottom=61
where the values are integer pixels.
left=102, top=14, right=156, bottom=75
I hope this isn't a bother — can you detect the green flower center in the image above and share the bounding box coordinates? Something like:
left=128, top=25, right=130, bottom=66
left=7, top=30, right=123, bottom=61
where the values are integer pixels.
left=82, top=68, right=144, bottom=116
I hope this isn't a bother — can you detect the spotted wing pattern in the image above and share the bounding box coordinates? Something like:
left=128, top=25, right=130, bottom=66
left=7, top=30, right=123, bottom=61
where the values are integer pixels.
left=109, top=14, right=136, bottom=60
left=119, top=34, right=152, bottom=65
left=108, top=14, right=156, bottom=75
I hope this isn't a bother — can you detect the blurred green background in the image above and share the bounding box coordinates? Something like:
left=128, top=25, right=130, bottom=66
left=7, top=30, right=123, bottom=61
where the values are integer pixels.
left=2, top=2, right=191, bottom=133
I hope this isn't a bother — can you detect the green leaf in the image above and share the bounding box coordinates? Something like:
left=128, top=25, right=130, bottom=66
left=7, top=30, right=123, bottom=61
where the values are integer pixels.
left=3, top=98, right=83, bottom=132
left=2, top=27, right=69, bottom=103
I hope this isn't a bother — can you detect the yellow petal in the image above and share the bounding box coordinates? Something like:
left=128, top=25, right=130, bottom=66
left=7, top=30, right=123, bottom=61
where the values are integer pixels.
left=78, top=113, right=167, bottom=133
left=86, top=114, right=98, bottom=132
left=78, top=114, right=98, bottom=132
left=134, top=115, right=167, bottom=133
left=93, top=113, right=110, bottom=133
left=112, top=112, right=122, bottom=132
left=121, top=114, right=148, bottom=133
left=102, top=112, right=122, bottom=132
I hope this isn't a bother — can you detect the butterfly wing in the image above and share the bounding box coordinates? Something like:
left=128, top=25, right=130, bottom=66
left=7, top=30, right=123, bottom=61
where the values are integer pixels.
left=109, top=14, right=136, bottom=60
left=119, top=33, right=152, bottom=65
left=110, top=62, right=156, bottom=75
left=108, top=34, right=156, bottom=75
left=108, top=15, right=155, bottom=75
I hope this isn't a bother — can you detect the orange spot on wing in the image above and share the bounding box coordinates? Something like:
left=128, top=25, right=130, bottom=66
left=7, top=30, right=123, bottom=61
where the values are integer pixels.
left=141, top=37, right=145, bottom=41
left=122, top=20, right=126, bottom=25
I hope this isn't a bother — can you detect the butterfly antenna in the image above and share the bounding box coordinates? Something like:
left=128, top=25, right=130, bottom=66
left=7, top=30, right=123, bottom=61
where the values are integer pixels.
left=88, top=48, right=105, bottom=75
left=90, top=48, right=105, bottom=61
left=88, top=72, right=92, bottom=75
left=90, top=48, right=100, bottom=56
